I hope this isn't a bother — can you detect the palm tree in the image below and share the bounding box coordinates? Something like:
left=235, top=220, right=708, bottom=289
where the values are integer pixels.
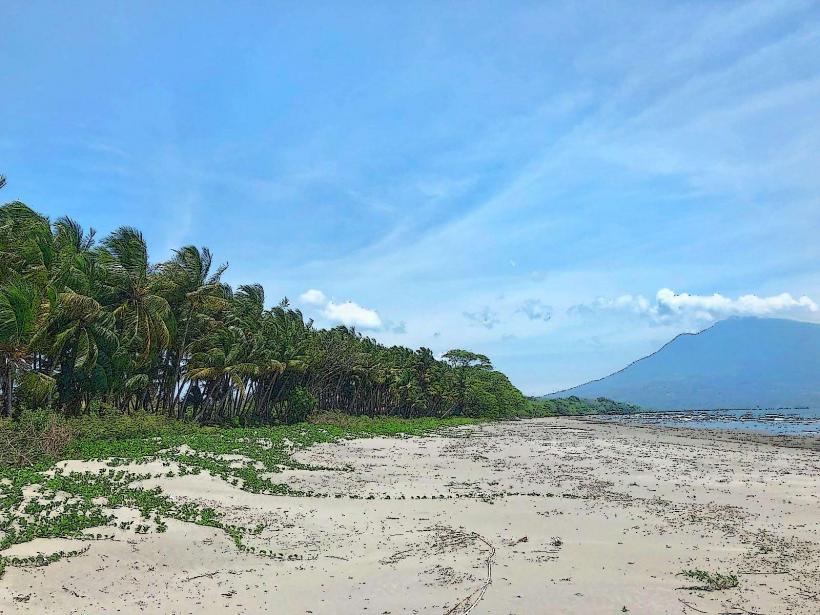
left=244, top=301, right=312, bottom=421
left=412, top=347, right=436, bottom=412
left=0, top=280, right=43, bottom=417
left=97, top=227, right=170, bottom=359
left=50, top=216, right=97, bottom=291
left=42, top=289, right=116, bottom=415
left=158, top=245, right=228, bottom=415
left=186, top=325, right=257, bottom=422
left=0, top=202, right=53, bottom=286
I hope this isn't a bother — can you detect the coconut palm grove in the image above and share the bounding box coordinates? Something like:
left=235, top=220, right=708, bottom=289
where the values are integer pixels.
left=0, top=176, right=535, bottom=424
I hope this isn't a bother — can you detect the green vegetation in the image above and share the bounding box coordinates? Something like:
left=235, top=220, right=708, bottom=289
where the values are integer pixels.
left=2, top=545, right=90, bottom=568
left=528, top=395, right=643, bottom=416
left=0, top=413, right=479, bottom=573
left=678, top=569, right=739, bottom=591
left=0, top=179, right=527, bottom=425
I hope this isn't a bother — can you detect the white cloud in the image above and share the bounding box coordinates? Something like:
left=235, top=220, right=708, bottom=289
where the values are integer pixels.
left=298, top=289, right=328, bottom=306
left=655, top=288, right=818, bottom=318
left=298, top=288, right=384, bottom=329
left=323, top=300, right=383, bottom=329
left=570, top=288, right=818, bottom=325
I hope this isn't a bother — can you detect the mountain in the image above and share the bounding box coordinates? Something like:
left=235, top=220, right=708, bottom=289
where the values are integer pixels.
left=545, top=317, right=820, bottom=410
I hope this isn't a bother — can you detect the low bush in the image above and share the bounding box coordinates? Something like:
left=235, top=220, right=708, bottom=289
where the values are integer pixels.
left=283, top=387, right=318, bottom=424
left=68, top=410, right=200, bottom=442
left=0, top=409, right=204, bottom=468
left=308, top=410, right=358, bottom=427
left=0, top=409, right=73, bottom=468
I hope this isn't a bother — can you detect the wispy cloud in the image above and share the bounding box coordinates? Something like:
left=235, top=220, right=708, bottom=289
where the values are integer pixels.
left=463, top=307, right=500, bottom=329
left=517, top=298, right=552, bottom=322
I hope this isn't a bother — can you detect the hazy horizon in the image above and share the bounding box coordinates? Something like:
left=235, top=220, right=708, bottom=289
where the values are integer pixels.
left=3, top=1, right=820, bottom=394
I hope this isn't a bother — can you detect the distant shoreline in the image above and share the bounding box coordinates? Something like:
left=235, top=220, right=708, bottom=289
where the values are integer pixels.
left=619, top=406, right=811, bottom=413
left=566, top=414, right=820, bottom=451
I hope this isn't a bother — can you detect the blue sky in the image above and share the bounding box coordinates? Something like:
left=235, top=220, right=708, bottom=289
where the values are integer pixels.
left=3, top=1, right=819, bottom=394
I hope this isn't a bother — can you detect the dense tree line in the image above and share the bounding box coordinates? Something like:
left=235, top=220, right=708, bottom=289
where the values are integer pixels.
left=528, top=395, right=642, bottom=415
left=0, top=180, right=527, bottom=424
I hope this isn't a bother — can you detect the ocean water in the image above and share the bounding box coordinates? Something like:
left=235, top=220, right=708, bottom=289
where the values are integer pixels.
left=596, top=407, right=820, bottom=435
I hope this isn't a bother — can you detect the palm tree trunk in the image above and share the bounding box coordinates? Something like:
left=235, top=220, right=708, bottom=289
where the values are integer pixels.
left=169, top=306, right=193, bottom=413
left=1, top=360, right=12, bottom=418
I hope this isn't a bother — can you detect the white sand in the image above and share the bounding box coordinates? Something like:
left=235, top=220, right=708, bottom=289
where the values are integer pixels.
left=1, top=418, right=818, bottom=614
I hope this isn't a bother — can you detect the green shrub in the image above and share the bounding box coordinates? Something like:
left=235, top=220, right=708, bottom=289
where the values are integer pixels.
left=68, top=410, right=198, bottom=442
left=282, top=387, right=318, bottom=424
left=309, top=410, right=357, bottom=427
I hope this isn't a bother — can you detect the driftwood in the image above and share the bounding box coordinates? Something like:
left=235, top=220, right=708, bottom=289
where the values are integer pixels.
left=444, top=532, right=496, bottom=615
left=679, top=598, right=708, bottom=613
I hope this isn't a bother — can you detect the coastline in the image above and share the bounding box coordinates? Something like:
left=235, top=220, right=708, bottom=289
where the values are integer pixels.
left=570, top=414, right=820, bottom=451
left=2, top=417, right=819, bottom=614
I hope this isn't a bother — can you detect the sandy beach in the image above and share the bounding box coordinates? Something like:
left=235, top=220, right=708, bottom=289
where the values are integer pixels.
left=1, top=418, right=818, bottom=614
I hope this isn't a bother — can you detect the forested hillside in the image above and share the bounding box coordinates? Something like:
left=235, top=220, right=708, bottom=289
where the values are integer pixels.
left=0, top=179, right=527, bottom=424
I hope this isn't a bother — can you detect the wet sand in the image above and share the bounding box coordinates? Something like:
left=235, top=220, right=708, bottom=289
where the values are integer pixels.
left=1, top=417, right=818, bottom=614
